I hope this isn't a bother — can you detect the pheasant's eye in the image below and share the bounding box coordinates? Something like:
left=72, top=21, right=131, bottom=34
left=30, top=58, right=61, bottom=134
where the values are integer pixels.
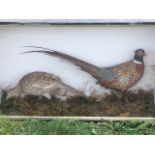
left=135, top=49, right=145, bottom=55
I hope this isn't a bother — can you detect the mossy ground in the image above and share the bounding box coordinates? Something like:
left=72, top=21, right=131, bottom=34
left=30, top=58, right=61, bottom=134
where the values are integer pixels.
left=0, top=90, right=155, bottom=117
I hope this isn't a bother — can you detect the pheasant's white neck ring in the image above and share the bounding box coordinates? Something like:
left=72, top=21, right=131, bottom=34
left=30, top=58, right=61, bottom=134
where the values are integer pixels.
left=134, top=55, right=144, bottom=64
left=133, top=59, right=143, bottom=64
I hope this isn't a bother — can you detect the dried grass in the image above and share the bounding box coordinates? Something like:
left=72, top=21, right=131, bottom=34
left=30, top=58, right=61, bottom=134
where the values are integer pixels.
left=0, top=89, right=155, bottom=117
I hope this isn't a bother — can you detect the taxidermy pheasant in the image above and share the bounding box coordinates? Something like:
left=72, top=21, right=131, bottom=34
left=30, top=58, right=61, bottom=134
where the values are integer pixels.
left=23, top=46, right=147, bottom=102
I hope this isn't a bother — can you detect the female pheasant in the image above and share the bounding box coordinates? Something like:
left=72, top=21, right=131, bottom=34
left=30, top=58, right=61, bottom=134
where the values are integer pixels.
left=23, top=47, right=147, bottom=101
left=6, top=71, right=84, bottom=100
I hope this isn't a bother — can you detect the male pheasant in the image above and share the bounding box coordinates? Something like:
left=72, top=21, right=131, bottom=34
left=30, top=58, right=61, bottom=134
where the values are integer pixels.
left=23, top=46, right=147, bottom=101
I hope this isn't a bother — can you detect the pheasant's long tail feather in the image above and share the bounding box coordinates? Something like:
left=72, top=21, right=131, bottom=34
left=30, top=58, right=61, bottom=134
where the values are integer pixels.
left=22, top=46, right=101, bottom=80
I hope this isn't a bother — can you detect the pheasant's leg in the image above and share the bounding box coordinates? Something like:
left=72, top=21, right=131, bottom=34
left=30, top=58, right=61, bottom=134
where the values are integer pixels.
left=120, top=90, right=129, bottom=103
left=125, top=91, right=130, bottom=103
left=111, top=90, right=121, bottom=100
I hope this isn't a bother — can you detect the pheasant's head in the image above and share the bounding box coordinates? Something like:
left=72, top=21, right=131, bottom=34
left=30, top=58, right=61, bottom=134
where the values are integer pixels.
left=135, top=49, right=146, bottom=57
left=134, top=49, right=147, bottom=63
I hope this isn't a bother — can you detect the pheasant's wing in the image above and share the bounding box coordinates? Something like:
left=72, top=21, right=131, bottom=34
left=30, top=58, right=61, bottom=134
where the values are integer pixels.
left=22, top=46, right=101, bottom=80
left=99, top=67, right=119, bottom=81
left=100, top=61, right=142, bottom=91
left=101, top=61, right=134, bottom=79
left=98, top=61, right=134, bottom=84
left=111, top=61, right=135, bottom=77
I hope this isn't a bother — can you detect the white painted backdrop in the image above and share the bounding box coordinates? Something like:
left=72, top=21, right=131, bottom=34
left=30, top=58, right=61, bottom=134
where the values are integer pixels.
left=0, top=25, right=155, bottom=95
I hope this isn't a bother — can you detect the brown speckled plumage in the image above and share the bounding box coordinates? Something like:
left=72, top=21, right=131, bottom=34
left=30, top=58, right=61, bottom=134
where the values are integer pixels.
left=6, top=72, right=84, bottom=100
left=102, top=60, right=144, bottom=92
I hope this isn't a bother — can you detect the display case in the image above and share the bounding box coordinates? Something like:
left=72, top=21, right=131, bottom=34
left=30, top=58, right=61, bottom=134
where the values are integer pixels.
left=0, top=19, right=155, bottom=120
